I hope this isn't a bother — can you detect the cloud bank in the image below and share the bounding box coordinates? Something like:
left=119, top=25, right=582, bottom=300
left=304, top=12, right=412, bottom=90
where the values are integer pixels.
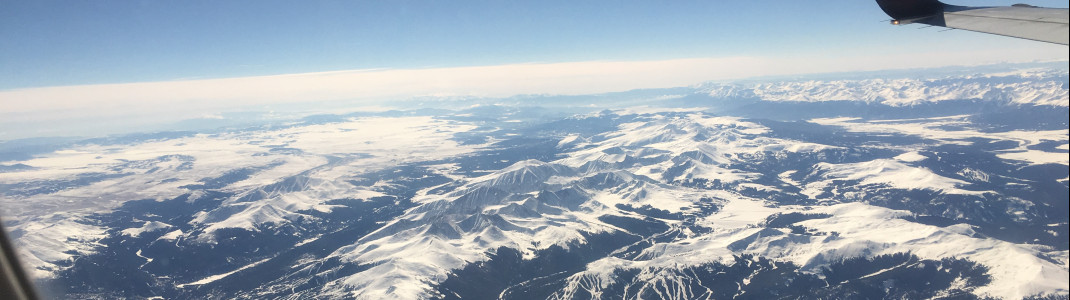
left=2, top=47, right=1066, bottom=139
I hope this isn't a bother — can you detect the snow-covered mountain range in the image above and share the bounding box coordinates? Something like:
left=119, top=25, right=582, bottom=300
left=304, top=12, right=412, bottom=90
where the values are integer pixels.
left=1, top=65, right=1067, bottom=299
left=698, top=67, right=1069, bottom=106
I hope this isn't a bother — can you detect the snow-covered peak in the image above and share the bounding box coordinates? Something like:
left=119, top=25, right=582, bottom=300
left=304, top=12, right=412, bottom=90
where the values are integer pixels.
left=471, top=160, right=574, bottom=194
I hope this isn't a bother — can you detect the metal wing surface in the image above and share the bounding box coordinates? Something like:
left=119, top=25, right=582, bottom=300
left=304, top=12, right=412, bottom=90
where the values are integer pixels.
left=877, top=0, right=1069, bottom=45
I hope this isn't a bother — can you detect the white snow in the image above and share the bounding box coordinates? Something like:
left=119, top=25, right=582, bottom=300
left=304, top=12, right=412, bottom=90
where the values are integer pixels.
left=802, top=159, right=982, bottom=198
left=8, top=214, right=107, bottom=279
left=120, top=221, right=173, bottom=238
left=561, top=201, right=1068, bottom=300
left=1, top=70, right=1067, bottom=299
left=811, top=116, right=1069, bottom=167
left=700, top=71, right=1070, bottom=106
left=176, top=257, right=273, bottom=288
left=894, top=151, right=927, bottom=162
left=998, top=150, right=1070, bottom=166
left=314, top=111, right=1067, bottom=299
left=157, top=229, right=185, bottom=241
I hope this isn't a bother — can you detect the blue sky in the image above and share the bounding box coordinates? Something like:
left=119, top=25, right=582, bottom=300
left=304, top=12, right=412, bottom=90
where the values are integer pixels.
left=2, top=0, right=1066, bottom=90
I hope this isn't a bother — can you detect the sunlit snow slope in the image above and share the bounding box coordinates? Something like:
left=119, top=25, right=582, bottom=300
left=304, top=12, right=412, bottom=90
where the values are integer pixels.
left=0, top=64, right=1066, bottom=300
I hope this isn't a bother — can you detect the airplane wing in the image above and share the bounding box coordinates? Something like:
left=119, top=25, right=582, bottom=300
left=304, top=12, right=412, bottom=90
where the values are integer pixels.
left=876, top=0, right=1069, bottom=45
left=1, top=222, right=39, bottom=300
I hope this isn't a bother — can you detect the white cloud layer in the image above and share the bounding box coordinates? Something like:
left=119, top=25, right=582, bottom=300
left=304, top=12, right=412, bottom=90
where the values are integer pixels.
left=1, top=47, right=1066, bottom=139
